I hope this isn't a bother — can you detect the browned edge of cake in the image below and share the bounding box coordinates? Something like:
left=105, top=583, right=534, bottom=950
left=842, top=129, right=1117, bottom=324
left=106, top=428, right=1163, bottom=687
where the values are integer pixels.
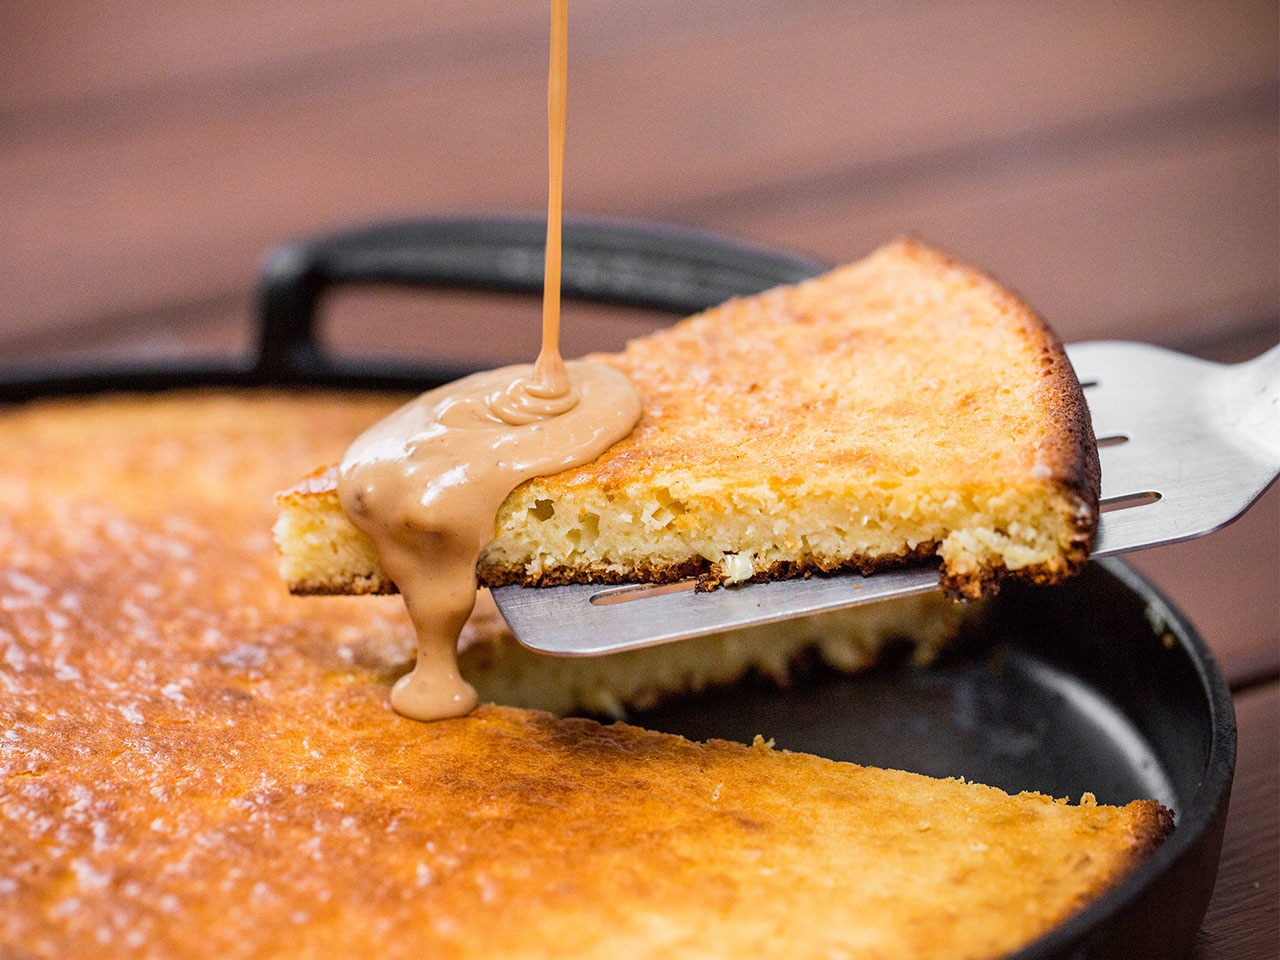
left=891, top=239, right=1100, bottom=599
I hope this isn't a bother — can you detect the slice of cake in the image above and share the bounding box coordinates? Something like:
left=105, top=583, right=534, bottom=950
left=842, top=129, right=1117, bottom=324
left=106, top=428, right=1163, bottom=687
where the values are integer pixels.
left=276, top=238, right=1098, bottom=601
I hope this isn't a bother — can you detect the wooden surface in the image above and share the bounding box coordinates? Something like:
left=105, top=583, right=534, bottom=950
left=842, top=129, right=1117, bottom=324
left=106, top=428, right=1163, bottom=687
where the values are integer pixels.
left=2, top=2, right=1276, bottom=955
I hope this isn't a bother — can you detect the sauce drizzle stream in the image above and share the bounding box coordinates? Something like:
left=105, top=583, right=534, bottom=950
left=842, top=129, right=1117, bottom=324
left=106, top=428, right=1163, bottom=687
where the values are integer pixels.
left=337, top=0, right=640, bottom=722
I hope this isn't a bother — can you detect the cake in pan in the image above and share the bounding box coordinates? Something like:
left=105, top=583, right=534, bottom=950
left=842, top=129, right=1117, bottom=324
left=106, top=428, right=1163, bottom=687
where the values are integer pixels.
left=275, top=238, right=1099, bottom=602
left=0, top=390, right=1165, bottom=959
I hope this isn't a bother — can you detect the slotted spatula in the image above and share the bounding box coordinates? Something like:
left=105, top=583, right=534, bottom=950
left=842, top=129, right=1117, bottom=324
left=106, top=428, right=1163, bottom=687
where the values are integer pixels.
left=492, top=341, right=1280, bottom=656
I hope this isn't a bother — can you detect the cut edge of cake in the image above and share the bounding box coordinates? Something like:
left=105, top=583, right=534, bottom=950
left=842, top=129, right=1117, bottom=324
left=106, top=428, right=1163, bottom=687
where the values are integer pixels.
left=276, top=466, right=394, bottom=596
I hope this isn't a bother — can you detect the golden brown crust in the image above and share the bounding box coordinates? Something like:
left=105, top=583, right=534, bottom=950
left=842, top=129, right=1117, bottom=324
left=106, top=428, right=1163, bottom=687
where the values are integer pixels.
left=2, top=390, right=1160, bottom=960
left=888, top=238, right=1100, bottom=501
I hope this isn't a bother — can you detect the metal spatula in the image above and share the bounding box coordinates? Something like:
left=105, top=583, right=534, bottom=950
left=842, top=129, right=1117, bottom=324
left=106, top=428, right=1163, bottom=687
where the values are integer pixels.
left=492, top=342, right=1280, bottom=656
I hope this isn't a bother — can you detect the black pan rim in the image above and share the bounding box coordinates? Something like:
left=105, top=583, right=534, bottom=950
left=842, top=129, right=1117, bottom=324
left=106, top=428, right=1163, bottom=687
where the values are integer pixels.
left=1001, top=557, right=1236, bottom=959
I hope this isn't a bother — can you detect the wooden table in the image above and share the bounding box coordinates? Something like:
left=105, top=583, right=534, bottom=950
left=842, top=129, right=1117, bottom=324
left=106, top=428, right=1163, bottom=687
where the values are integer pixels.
left=2, top=2, right=1276, bottom=955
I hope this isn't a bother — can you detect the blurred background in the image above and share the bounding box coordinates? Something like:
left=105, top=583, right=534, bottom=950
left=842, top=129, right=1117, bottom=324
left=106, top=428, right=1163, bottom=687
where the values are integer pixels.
left=1, top=2, right=1276, bottom=949
left=3, top=1, right=1276, bottom=368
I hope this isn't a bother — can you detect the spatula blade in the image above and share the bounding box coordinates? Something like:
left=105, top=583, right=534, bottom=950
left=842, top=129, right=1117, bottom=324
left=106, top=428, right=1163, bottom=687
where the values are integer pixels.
left=491, top=565, right=940, bottom=656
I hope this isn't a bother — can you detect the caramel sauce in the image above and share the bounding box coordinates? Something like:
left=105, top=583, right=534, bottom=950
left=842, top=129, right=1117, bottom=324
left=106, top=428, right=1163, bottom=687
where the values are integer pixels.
left=337, top=0, right=640, bottom=721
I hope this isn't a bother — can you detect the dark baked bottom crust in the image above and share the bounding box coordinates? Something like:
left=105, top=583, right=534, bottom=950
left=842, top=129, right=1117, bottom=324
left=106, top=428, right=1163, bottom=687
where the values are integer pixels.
left=287, top=574, right=400, bottom=597
left=288, top=537, right=1092, bottom=603
left=477, top=543, right=940, bottom=593
left=481, top=548, right=1091, bottom=602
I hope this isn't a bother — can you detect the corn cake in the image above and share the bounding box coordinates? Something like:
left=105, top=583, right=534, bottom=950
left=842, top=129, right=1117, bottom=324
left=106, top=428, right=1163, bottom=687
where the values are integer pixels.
left=0, top=389, right=1167, bottom=958
left=2, top=696, right=1170, bottom=960
left=275, top=238, right=1098, bottom=602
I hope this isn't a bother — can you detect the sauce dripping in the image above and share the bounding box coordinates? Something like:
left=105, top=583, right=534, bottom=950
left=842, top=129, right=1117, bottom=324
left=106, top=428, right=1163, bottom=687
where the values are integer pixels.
left=337, top=0, right=640, bottom=722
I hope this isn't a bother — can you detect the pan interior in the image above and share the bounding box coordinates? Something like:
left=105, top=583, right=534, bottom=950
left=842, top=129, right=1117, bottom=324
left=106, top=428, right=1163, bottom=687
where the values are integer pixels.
left=629, top=641, right=1179, bottom=814
left=629, top=563, right=1212, bottom=819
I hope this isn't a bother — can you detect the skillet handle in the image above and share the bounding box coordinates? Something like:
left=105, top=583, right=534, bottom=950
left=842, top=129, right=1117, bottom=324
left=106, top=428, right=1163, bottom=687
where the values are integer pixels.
left=253, top=215, right=827, bottom=386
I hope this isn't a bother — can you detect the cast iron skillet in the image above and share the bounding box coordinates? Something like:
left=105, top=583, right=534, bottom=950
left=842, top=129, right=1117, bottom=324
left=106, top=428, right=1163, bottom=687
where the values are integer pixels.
left=1, top=216, right=1235, bottom=959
